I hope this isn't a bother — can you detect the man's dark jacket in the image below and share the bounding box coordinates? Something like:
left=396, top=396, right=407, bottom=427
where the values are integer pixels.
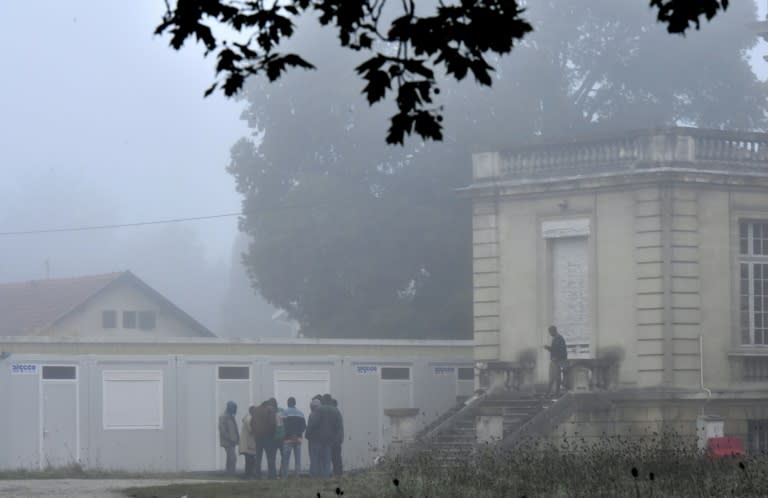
left=306, top=405, right=342, bottom=445
left=550, top=334, right=568, bottom=363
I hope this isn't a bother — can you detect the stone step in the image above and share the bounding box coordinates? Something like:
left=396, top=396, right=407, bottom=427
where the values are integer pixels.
left=407, top=391, right=560, bottom=466
left=502, top=412, right=539, bottom=419
left=435, top=435, right=475, bottom=442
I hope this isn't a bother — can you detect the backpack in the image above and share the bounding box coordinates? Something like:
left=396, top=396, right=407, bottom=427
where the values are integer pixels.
left=273, top=408, right=286, bottom=440
left=251, top=405, right=276, bottom=440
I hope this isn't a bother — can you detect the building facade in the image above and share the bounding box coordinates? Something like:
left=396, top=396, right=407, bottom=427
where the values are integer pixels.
left=0, top=337, right=473, bottom=472
left=462, top=128, right=768, bottom=452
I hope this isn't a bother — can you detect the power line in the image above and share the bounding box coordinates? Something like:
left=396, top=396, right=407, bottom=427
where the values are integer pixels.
left=0, top=212, right=242, bottom=237
left=0, top=193, right=444, bottom=237
left=0, top=197, right=369, bottom=237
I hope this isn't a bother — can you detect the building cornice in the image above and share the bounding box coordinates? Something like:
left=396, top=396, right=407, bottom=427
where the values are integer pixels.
left=459, top=167, right=768, bottom=200
left=465, top=128, right=768, bottom=200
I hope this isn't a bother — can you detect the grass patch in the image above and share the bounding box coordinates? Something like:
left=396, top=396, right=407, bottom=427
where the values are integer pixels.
left=124, top=474, right=384, bottom=498
left=125, top=433, right=768, bottom=497
left=387, top=432, right=768, bottom=498
left=0, top=467, right=224, bottom=481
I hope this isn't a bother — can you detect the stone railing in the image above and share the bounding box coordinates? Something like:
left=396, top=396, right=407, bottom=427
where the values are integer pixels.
left=692, top=129, right=768, bottom=163
left=564, top=357, right=618, bottom=391
left=472, top=127, right=768, bottom=181
left=416, top=390, right=489, bottom=445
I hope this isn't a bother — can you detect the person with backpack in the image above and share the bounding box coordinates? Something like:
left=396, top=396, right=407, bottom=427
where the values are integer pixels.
left=251, top=400, right=277, bottom=479
left=268, top=398, right=286, bottom=476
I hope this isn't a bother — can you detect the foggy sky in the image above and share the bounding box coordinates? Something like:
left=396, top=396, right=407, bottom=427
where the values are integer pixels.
left=2, top=1, right=768, bottom=335
left=1, top=1, right=246, bottom=262
left=0, top=1, right=273, bottom=335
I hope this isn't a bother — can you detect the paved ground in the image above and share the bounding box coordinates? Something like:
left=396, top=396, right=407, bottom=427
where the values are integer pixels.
left=0, top=478, right=224, bottom=498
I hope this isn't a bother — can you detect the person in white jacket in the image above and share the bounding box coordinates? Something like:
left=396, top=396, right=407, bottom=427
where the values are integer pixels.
left=239, top=405, right=258, bottom=478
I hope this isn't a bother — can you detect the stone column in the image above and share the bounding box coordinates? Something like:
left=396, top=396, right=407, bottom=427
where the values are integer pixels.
left=570, top=365, right=591, bottom=392
left=488, top=369, right=508, bottom=393
left=384, top=408, right=421, bottom=455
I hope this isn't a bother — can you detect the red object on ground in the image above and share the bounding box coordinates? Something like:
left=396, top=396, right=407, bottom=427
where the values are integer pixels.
left=707, top=436, right=745, bottom=458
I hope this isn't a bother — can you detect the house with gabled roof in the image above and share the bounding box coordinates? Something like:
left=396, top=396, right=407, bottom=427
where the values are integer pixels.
left=0, top=271, right=215, bottom=338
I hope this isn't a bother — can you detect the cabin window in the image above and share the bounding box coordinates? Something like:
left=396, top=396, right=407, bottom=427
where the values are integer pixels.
left=102, top=310, right=117, bottom=329
left=218, top=366, right=250, bottom=380
left=747, top=419, right=768, bottom=455
left=381, top=367, right=410, bottom=380
left=458, top=367, right=475, bottom=381
left=740, top=221, right=768, bottom=345
left=42, top=365, right=77, bottom=380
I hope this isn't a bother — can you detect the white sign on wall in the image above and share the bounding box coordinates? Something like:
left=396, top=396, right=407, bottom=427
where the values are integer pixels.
left=541, top=218, right=591, bottom=239
left=433, top=366, right=456, bottom=375
left=355, top=365, right=378, bottom=375
left=10, top=363, right=37, bottom=375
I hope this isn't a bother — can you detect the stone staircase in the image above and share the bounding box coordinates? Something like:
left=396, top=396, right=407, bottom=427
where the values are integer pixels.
left=407, top=391, right=576, bottom=466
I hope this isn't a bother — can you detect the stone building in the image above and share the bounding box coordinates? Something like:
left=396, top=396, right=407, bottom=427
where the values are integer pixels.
left=454, top=128, right=768, bottom=453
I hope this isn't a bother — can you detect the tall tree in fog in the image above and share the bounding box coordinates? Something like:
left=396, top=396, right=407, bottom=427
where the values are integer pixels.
left=158, top=0, right=729, bottom=144
left=219, top=233, right=296, bottom=338
left=228, top=0, right=767, bottom=339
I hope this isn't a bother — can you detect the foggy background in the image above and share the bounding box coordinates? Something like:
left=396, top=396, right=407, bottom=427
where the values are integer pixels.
left=2, top=1, right=768, bottom=338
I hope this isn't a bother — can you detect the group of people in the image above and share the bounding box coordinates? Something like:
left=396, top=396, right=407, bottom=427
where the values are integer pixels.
left=218, top=394, right=344, bottom=479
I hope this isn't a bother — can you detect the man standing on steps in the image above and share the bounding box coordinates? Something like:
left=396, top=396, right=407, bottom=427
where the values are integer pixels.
left=544, top=325, right=568, bottom=397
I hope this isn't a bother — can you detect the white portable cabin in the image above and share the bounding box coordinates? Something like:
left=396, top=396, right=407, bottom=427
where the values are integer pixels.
left=0, top=337, right=473, bottom=472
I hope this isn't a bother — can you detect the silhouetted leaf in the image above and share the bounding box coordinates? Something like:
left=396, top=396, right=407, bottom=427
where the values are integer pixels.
left=650, top=0, right=728, bottom=33
left=157, top=0, right=737, bottom=143
left=360, top=69, right=391, bottom=105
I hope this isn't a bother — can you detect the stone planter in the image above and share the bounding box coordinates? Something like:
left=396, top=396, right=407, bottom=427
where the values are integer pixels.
left=384, top=408, right=421, bottom=455
left=476, top=415, right=504, bottom=444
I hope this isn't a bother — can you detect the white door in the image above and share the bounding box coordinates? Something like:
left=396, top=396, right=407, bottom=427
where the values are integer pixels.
left=40, top=366, right=78, bottom=469
left=552, top=236, right=591, bottom=358
left=215, top=366, right=252, bottom=470
left=273, top=370, right=330, bottom=472
left=379, top=367, right=412, bottom=451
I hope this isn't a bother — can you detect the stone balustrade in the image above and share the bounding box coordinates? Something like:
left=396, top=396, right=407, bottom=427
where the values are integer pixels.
left=472, top=128, right=768, bottom=181
left=564, top=358, right=617, bottom=391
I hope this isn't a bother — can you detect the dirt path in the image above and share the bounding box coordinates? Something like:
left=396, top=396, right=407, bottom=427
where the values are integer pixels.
left=0, top=478, right=225, bottom=498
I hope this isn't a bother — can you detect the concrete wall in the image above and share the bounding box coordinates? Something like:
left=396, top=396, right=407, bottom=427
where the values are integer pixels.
left=549, top=396, right=768, bottom=450
left=0, top=344, right=472, bottom=472
left=479, top=189, right=637, bottom=385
